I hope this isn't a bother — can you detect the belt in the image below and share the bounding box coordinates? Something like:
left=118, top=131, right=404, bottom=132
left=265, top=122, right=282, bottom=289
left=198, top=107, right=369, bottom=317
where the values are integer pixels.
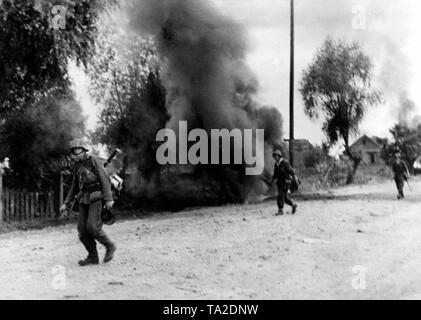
left=83, top=182, right=102, bottom=193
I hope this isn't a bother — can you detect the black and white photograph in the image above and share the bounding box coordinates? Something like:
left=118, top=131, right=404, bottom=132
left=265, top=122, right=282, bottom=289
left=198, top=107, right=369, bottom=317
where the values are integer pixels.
left=0, top=0, right=421, bottom=303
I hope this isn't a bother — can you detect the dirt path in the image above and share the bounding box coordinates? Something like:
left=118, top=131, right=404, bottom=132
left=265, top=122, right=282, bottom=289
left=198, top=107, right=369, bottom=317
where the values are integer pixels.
left=1, top=179, right=421, bottom=300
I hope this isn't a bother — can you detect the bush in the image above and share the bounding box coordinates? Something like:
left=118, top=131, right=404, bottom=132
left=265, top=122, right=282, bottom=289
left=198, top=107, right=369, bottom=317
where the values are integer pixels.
left=303, top=147, right=328, bottom=169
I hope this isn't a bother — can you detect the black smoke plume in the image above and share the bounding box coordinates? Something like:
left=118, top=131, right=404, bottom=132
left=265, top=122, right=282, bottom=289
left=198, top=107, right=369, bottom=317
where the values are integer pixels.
left=128, top=0, right=283, bottom=207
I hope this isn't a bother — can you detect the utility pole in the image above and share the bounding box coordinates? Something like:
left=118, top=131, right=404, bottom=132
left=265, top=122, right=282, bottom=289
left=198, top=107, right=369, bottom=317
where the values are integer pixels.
left=289, top=0, right=295, bottom=166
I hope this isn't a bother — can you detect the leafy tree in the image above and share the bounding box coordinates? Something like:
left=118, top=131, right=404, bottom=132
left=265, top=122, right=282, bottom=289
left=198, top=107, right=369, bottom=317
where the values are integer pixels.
left=300, top=38, right=382, bottom=184
left=381, top=124, right=421, bottom=173
left=0, top=0, right=116, bottom=113
left=88, top=27, right=168, bottom=182
left=1, top=91, right=85, bottom=190
left=0, top=0, right=115, bottom=189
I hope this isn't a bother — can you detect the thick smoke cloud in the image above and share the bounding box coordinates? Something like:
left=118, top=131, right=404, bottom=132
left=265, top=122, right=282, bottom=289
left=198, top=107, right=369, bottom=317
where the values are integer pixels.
left=128, top=0, right=283, bottom=204
left=132, top=0, right=260, bottom=130
left=375, top=37, right=419, bottom=128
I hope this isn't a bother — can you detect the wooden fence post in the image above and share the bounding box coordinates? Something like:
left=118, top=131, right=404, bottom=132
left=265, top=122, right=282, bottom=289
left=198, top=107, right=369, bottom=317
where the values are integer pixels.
left=59, top=171, right=64, bottom=208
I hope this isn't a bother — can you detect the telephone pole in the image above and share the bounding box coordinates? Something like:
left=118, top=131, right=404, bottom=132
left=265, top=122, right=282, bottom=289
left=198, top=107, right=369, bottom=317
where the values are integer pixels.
left=289, top=0, right=295, bottom=166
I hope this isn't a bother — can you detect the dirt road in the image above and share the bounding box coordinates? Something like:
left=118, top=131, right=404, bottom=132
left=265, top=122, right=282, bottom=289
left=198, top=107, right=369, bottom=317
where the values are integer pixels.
left=1, top=179, right=421, bottom=300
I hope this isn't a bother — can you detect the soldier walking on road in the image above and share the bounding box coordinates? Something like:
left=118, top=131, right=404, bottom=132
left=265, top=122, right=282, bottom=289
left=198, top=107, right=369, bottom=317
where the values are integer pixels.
left=60, top=139, right=117, bottom=267
left=391, top=152, right=410, bottom=200
left=270, top=149, right=298, bottom=216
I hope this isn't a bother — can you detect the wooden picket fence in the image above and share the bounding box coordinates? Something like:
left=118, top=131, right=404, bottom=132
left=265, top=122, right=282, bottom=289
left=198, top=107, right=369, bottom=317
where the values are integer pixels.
left=2, top=189, right=56, bottom=222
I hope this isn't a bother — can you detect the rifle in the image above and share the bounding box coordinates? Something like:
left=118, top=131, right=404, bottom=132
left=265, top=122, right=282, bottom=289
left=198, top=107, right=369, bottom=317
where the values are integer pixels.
left=104, top=149, right=122, bottom=168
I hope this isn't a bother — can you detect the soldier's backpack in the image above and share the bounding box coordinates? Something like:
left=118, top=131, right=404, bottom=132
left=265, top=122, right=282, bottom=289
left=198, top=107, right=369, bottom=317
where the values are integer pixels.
left=88, top=155, right=124, bottom=225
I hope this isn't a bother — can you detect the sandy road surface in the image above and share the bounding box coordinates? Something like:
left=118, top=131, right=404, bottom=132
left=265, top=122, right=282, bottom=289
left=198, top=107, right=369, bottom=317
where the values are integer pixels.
left=1, top=179, right=421, bottom=300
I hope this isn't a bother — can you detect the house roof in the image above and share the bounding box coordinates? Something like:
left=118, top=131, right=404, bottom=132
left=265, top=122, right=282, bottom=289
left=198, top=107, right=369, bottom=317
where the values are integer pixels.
left=350, top=135, right=383, bottom=151
left=351, top=135, right=382, bottom=148
left=283, top=139, right=314, bottom=147
left=283, top=139, right=315, bottom=153
left=372, top=136, right=387, bottom=146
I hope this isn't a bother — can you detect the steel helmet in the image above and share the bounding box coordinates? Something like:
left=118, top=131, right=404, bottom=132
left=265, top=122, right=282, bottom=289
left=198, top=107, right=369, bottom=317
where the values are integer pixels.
left=70, top=138, right=90, bottom=152
left=273, top=149, right=283, bottom=158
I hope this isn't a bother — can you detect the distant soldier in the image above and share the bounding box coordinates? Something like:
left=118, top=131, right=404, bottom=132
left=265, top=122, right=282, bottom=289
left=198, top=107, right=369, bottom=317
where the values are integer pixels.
left=270, top=149, right=298, bottom=216
left=391, top=152, right=410, bottom=200
left=60, top=139, right=116, bottom=266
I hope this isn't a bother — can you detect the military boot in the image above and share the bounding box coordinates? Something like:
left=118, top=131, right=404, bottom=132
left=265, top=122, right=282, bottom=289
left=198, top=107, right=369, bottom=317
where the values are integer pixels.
left=78, top=253, right=99, bottom=267
left=95, top=230, right=117, bottom=263
left=104, top=243, right=116, bottom=263
left=275, top=210, right=284, bottom=216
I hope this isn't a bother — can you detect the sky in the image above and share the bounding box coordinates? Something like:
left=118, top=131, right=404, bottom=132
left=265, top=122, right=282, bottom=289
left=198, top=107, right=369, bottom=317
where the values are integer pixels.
left=70, top=0, right=421, bottom=146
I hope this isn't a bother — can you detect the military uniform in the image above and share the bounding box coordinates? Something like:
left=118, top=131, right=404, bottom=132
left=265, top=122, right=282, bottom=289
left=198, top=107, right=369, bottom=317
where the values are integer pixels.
left=64, top=155, right=115, bottom=264
left=391, top=158, right=409, bottom=199
left=272, top=158, right=298, bottom=214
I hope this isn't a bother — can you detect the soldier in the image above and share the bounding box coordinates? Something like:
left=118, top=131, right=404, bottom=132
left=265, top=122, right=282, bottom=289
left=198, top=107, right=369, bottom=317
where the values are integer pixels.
left=270, top=149, right=298, bottom=216
left=60, top=138, right=117, bottom=266
left=391, top=152, right=410, bottom=200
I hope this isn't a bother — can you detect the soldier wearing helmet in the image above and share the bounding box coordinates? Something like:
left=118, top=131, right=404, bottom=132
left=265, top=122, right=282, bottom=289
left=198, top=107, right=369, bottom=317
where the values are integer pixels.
left=270, top=149, right=298, bottom=216
left=391, top=151, right=410, bottom=200
left=60, top=138, right=117, bottom=266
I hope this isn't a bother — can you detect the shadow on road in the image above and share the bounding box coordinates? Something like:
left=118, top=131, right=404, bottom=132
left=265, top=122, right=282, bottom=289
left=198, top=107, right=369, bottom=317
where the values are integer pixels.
left=293, top=192, right=421, bottom=203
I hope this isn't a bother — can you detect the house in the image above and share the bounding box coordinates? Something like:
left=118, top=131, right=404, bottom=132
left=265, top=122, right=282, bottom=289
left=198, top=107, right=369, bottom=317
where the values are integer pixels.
left=283, top=139, right=315, bottom=168
left=348, top=135, right=386, bottom=166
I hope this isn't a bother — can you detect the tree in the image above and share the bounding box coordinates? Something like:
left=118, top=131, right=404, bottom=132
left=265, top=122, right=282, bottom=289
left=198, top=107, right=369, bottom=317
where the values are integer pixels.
left=0, top=0, right=115, bottom=189
left=381, top=124, right=421, bottom=173
left=300, top=38, right=382, bottom=184
left=88, top=27, right=168, bottom=183
left=1, top=91, right=85, bottom=190
left=303, top=146, right=329, bottom=169
left=0, top=0, right=116, bottom=113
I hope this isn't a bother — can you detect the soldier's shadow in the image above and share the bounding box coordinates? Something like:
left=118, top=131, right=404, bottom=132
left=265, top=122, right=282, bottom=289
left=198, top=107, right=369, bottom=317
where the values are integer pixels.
left=294, top=192, right=421, bottom=203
